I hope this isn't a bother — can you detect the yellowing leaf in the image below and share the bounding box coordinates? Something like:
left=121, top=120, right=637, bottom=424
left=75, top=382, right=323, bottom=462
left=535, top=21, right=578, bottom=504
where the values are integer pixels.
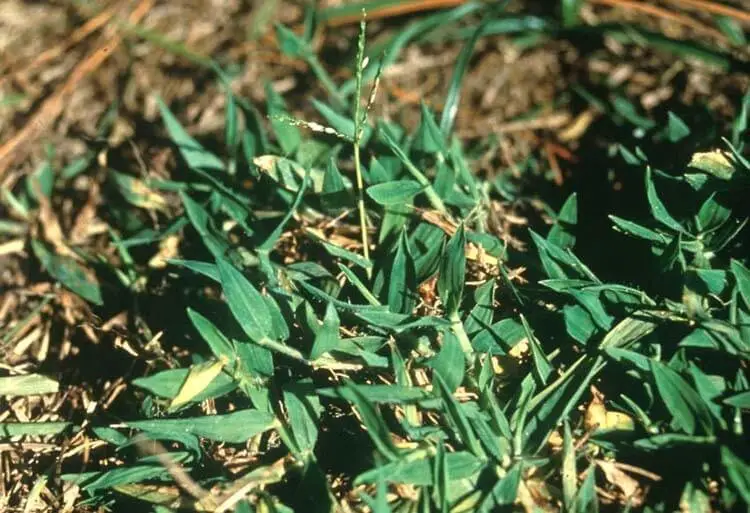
left=596, top=459, right=644, bottom=507
left=559, top=109, right=597, bottom=142
left=605, top=411, right=636, bottom=431
left=169, top=358, right=226, bottom=411
left=688, top=150, right=735, bottom=179
left=148, top=235, right=180, bottom=269
left=585, top=386, right=636, bottom=431
left=111, top=171, right=169, bottom=212
left=253, top=154, right=325, bottom=192
left=584, top=387, right=607, bottom=431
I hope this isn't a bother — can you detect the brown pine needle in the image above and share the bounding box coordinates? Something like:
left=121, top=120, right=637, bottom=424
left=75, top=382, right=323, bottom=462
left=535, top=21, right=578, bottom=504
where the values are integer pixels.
left=0, top=0, right=155, bottom=178
left=664, top=0, right=750, bottom=24
left=324, top=0, right=469, bottom=27
left=590, top=0, right=728, bottom=41
left=0, top=3, right=120, bottom=89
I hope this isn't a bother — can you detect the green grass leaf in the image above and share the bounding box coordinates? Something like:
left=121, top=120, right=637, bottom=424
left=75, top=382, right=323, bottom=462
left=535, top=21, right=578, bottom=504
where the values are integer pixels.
left=731, top=260, right=750, bottom=308
left=696, top=193, right=731, bottom=233
left=439, top=3, right=505, bottom=136
left=477, top=462, right=522, bottom=511
left=126, top=408, right=276, bottom=443
left=721, top=446, right=750, bottom=503
left=651, top=361, right=716, bottom=435
left=564, top=304, right=598, bottom=343
left=132, top=368, right=236, bottom=401
left=428, top=332, right=466, bottom=392
left=187, top=308, right=235, bottom=362
left=0, top=374, right=59, bottom=396
left=321, top=157, right=353, bottom=212
left=723, top=390, right=750, bottom=409
left=548, top=192, right=577, bottom=249
left=0, top=422, right=70, bottom=438
left=464, top=279, right=495, bottom=336
left=259, top=171, right=309, bottom=251
left=666, top=111, right=691, bottom=142
left=523, top=356, right=600, bottom=452
left=472, top=318, right=525, bottom=355
left=561, top=0, right=583, bottom=27
left=61, top=455, right=187, bottom=492
left=573, top=465, right=599, bottom=513
left=318, top=384, right=429, bottom=404
left=413, top=102, right=447, bottom=154
left=266, top=84, right=301, bottom=155
left=275, top=23, right=308, bottom=59
left=610, top=215, right=668, bottom=244
left=355, top=451, right=482, bottom=487
left=180, top=192, right=232, bottom=259
left=309, top=302, right=341, bottom=360
left=385, top=231, right=417, bottom=314
left=433, top=372, right=485, bottom=458
left=30, top=240, right=103, bottom=305
left=438, top=224, right=466, bottom=316
left=283, top=382, right=321, bottom=458
left=217, top=258, right=274, bottom=342
left=646, top=167, right=685, bottom=233
left=338, top=383, right=400, bottom=461
left=157, top=97, right=224, bottom=171
left=520, top=315, right=553, bottom=384
left=306, top=229, right=373, bottom=269
left=366, top=180, right=424, bottom=206
left=379, top=130, right=447, bottom=213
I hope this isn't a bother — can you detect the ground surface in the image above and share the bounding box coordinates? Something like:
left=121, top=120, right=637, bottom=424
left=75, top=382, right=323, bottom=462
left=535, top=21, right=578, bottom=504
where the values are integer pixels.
left=1, top=1, right=750, bottom=512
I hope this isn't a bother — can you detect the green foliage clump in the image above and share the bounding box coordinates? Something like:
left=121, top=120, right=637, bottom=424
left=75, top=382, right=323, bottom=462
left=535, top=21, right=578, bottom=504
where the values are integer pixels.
left=5, top=4, right=750, bottom=512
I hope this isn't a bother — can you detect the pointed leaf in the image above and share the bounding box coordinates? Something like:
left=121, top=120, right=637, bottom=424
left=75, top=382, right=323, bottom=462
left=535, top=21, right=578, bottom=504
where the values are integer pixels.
left=31, top=240, right=103, bottom=305
left=157, top=97, right=224, bottom=171
left=413, top=102, right=446, bottom=154
left=721, top=446, right=750, bottom=503
left=366, top=180, right=424, bottom=206
left=266, top=84, right=301, bottom=155
left=428, top=332, right=466, bottom=392
left=169, top=359, right=226, bottom=411
left=433, top=372, right=484, bottom=458
left=651, top=361, right=715, bottom=435
left=284, top=383, right=321, bottom=458
left=187, top=308, right=234, bottom=362
left=126, top=409, right=276, bottom=443
left=666, top=111, right=690, bottom=142
left=217, top=258, right=273, bottom=342
left=310, top=302, right=341, bottom=360
left=385, top=231, right=417, bottom=314
left=438, top=224, right=466, bottom=315
left=646, top=167, right=684, bottom=233
left=548, top=193, right=577, bottom=249
left=731, top=260, right=750, bottom=308
left=339, top=384, right=400, bottom=461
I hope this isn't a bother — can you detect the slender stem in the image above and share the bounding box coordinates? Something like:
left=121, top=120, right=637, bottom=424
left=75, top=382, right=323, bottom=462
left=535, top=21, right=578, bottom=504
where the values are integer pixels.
left=449, top=310, right=473, bottom=357
left=402, top=158, right=448, bottom=215
left=381, top=131, right=448, bottom=215
left=353, top=14, right=371, bottom=279
left=257, top=337, right=308, bottom=363
left=354, top=142, right=371, bottom=279
left=258, top=337, right=362, bottom=371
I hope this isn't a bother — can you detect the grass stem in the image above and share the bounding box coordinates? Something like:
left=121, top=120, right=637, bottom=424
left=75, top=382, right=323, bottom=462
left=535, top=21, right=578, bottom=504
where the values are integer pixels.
left=354, top=14, right=372, bottom=279
left=449, top=310, right=474, bottom=356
